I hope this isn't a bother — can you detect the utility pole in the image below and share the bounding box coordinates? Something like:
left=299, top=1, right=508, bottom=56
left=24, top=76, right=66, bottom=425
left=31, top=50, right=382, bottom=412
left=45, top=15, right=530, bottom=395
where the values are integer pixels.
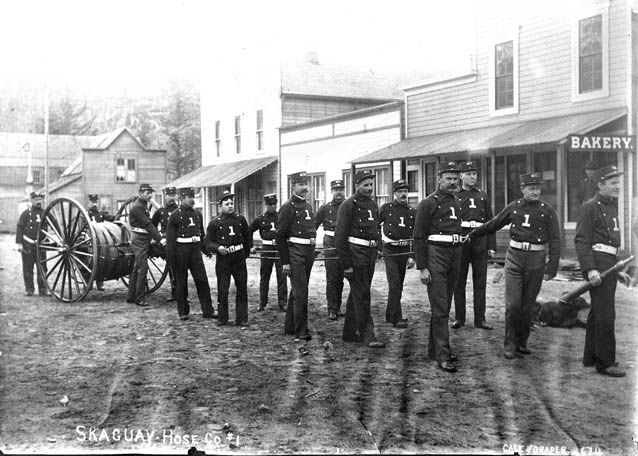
left=44, top=88, right=49, bottom=206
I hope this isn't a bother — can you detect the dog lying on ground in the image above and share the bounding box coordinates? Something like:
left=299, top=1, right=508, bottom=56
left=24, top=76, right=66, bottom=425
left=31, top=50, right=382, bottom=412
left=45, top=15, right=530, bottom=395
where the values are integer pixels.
left=533, top=295, right=590, bottom=328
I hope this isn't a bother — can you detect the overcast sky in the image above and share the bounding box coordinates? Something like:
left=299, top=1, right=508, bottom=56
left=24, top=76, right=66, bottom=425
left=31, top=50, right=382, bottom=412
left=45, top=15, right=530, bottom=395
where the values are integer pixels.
left=1, top=0, right=481, bottom=96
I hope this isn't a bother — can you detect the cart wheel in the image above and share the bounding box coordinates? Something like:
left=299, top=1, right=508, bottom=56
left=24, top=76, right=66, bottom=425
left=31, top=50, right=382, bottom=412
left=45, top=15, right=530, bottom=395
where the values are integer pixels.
left=36, top=197, right=97, bottom=302
left=116, top=196, right=169, bottom=293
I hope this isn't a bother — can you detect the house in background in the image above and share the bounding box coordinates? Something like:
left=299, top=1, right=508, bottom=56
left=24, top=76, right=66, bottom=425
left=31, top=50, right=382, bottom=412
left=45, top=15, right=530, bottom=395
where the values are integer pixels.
left=174, top=52, right=432, bottom=223
left=48, top=127, right=167, bottom=215
left=0, top=132, right=96, bottom=231
left=353, top=0, right=637, bottom=259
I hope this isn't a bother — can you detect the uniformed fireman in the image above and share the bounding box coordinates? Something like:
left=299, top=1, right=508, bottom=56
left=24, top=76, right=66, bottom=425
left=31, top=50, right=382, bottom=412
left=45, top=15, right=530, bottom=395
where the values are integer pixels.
left=414, top=162, right=463, bottom=372
left=468, top=172, right=561, bottom=359
left=16, top=191, right=49, bottom=296
left=250, top=193, right=287, bottom=312
left=87, top=194, right=115, bottom=223
left=575, top=165, right=631, bottom=378
left=452, top=161, right=496, bottom=330
left=151, top=186, right=180, bottom=302
left=379, top=179, right=416, bottom=329
left=206, top=190, right=252, bottom=327
left=276, top=171, right=316, bottom=345
left=314, top=179, right=346, bottom=320
left=335, top=169, right=385, bottom=349
left=87, top=193, right=115, bottom=291
left=126, top=183, right=166, bottom=307
left=166, top=187, right=215, bottom=321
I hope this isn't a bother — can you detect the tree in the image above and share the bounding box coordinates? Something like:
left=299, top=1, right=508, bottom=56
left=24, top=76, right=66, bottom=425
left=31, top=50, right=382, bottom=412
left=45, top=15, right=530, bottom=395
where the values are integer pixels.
left=35, top=96, right=96, bottom=135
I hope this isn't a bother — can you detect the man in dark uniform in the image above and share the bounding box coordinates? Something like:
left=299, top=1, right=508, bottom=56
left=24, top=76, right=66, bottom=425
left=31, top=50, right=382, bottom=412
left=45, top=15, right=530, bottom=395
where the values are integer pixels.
left=468, top=172, right=561, bottom=359
left=335, top=169, right=385, bottom=349
left=379, top=179, right=415, bottom=329
left=277, top=172, right=316, bottom=343
left=578, top=160, right=598, bottom=204
left=575, top=165, right=631, bottom=377
left=86, top=193, right=115, bottom=291
left=166, top=187, right=215, bottom=321
left=315, top=179, right=346, bottom=320
left=16, top=191, right=49, bottom=296
left=152, top=186, right=180, bottom=302
left=452, top=161, right=496, bottom=330
left=126, top=183, right=166, bottom=307
left=414, top=162, right=463, bottom=372
left=87, top=194, right=115, bottom=223
left=250, top=193, right=287, bottom=312
left=206, top=190, right=252, bottom=327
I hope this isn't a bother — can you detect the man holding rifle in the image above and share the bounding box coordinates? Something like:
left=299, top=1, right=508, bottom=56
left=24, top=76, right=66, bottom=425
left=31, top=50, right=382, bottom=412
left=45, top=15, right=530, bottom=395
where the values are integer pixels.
left=575, top=165, right=631, bottom=378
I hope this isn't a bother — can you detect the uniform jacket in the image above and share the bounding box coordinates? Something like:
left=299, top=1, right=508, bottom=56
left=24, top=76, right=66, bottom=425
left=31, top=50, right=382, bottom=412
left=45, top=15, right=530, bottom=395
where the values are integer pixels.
left=574, top=192, right=620, bottom=272
left=206, top=212, right=252, bottom=259
left=87, top=207, right=115, bottom=223
left=250, top=211, right=279, bottom=241
left=456, top=186, right=496, bottom=251
left=413, top=189, right=463, bottom=270
left=473, top=197, right=561, bottom=277
left=334, top=190, right=380, bottom=270
left=151, top=202, right=178, bottom=236
left=379, top=199, right=415, bottom=259
left=276, top=194, right=316, bottom=264
left=314, top=200, right=342, bottom=232
left=16, top=206, right=44, bottom=245
left=166, top=204, right=207, bottom=264
left=129, top=198, right=162, bottom=242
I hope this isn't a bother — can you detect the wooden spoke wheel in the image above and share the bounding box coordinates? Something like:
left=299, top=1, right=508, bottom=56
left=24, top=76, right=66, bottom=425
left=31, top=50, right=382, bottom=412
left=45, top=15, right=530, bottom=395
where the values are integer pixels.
left=116, top=196, right=169, bottom=293
left=36, top=197, right=97, bottom=302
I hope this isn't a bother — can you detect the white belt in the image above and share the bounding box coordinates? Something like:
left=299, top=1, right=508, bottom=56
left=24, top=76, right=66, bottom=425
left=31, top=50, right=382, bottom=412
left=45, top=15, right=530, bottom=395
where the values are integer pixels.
left=324, top=230, right=335, bottom=237
left=382, top=233, right=411, bottom=247
left=131, top=227, right=149, bottom=234
left=22, top=235, right=36, bottom=244
left=225, top=244, right=244, bottom=253
left=427, top=234, right=464, bottom=244
left=509, top=240, right=545, bottom=251
left=261, top=239, right=276, bottom=245
left=289, top=237, right=315, bottom=245
left=461, top=221, right=483, bottom=228
left=348, top=236, right=378, bottom=248
left=592, top=243, right=618, bottom=255
left=176, top=236, right=201, bottom=243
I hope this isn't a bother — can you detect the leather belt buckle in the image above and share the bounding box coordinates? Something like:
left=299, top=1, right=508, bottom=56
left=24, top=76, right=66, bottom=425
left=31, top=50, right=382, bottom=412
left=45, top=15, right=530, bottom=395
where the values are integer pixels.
left=521, top=242, right=530, bottom=251
left=452, top=234, right=460, bottom=244
left=370, top=240, right=377, bottom=248
left=469, top=221, right=476, bottom=228
left=192, top=236, right=200, bottom=242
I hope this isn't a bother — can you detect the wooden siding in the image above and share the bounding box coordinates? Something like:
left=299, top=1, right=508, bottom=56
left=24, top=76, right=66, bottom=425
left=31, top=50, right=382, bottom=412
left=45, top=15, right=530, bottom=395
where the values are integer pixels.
left=406, top=0, right=630, bottom=137
left=282, top=97, right=383, bottom=126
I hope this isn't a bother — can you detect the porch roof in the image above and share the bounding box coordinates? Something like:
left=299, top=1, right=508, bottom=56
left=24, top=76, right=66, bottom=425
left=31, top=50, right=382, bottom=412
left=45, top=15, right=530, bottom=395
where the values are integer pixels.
left=352, top=108, right=627, bottom=164
left=164, top=156, right=277, bottom=189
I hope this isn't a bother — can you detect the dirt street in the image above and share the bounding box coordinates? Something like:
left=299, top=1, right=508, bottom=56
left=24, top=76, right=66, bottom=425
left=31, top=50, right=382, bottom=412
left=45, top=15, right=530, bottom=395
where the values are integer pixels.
left=0, top=232, right=636, bottom=454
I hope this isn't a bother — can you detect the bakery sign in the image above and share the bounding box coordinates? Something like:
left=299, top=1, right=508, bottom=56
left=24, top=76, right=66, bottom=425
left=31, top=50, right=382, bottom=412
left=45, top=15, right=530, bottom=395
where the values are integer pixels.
left=568, top=134, right=635, bottom=152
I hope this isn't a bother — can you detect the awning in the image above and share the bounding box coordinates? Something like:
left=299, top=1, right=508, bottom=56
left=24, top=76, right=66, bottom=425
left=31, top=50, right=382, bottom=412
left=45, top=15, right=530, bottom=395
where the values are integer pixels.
left=165, top=156, right=278, bottom=189
left=352, top=108, right=627, bottom=164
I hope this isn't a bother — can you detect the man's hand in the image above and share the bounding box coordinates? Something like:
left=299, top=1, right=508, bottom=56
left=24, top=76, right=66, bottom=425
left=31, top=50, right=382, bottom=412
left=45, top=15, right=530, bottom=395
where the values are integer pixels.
left=250, top=247, right=257, bottom=255
left=282, top=264, right=291, bottom=276
left=543, top=273, right=555, bottom=281
left=16, top=243, right=23, bottom=253
left=218, top=246, right=229, bottom=255
left=488, top=250, right=496, bottom=259
left=419, top=268, right=431, bottom=285
left=587, top=269, right=602, bottom=287
left=344, top=267, right=353, bottom=280
left=406, top=257, right=416, bottom=269
left=617, top=271, right=631, bottom=286
left=160, top=238, right=167, bottom=247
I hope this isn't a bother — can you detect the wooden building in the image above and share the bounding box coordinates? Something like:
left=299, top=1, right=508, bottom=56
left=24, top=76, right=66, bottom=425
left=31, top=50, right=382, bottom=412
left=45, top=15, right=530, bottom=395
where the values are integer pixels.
left=48, top=127, right=167, bottom=214
left=176, top=53, right=432, bottom=224
left=0, top=132, right=96, bottom=231
left=353, top=0, right=637, bottom=259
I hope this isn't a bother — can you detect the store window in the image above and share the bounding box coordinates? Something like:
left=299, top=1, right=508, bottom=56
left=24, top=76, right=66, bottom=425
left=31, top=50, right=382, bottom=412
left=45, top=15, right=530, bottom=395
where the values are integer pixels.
left=566, top=151, right=617, bottom=221
left=116, top=158, right=136, bottom=182
left=374, top=167, right=390, bottom=206
left=423, top=162, right=437, bottom=197
left=342, top=170, right=352, bottom=196
left=533, top=152, right=557, bottom=210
